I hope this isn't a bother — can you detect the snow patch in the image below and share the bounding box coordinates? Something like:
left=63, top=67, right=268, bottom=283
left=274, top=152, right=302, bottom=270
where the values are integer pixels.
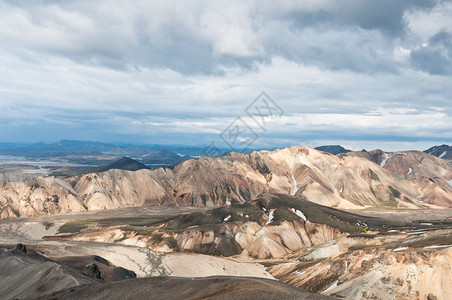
left=266, top=210, right=274, bottom=225
left=393, top=247, right=408, bottom=252
left=424, top=244, right=452, bottom=249
left=439, top=151, right=447, bottom=158
left=321, top=281, right=339, bottom=294
left=292, top=270, right=306, bottom=276
left=407, top=168, right=412, bottom=175
left=420, top=223, right=433, bottom=226
left=291, top=168, right=299, bottom=194
left=380, top=153, right=391, bottom=167
left=223, top=215, right=231, bottom=222
left=291, top=208, right=307, bottom=221
left=322, top=172, right=337, bottom=193
left=187, top=225, right=199, bottom=229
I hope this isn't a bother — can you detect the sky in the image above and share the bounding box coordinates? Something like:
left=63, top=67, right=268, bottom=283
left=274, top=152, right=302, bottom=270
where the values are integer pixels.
left=0, top=0, right=451, bottom=152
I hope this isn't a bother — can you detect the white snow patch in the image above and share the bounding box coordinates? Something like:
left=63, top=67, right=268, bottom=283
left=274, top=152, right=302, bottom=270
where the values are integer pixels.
left=245, top=214, right=249, bottom=218
left=321, top=281, right=339, bottom=294
left=380, top=153, right=391, bottom=167
left=388, top=230, right=398, bottom=233
left=291, top=168, right=299, bottom=194
left=291, top=208, right=307, bottom=221
left=393, top=247, right=408, bottom=252
left=407, top=168, right=412, bottom=175
left=407, top=231, right=425, bottom=235
left=266, top=210, right=274, bottom=225
left=439, top=151, right=447, bottom=158
left=292, top=270, right=306, bottom=276
left=187, top=225, right=199, bottom=229
left=339, top=187, right=343, bottom=193
left=420, top=223, right=433, bottom=226
left=424, top=244, right=452, bottom=249
left=413, top=228, right=437, bottom=232
left=325, top=175, right=337, bottom=193
left=262, top=207, right=267, bottom=212
left=223, top=215, right=231, bottom=222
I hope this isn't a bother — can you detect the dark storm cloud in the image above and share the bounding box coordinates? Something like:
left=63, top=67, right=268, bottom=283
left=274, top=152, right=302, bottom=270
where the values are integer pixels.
left=411, top=30, right=452, bottom=75
left=411, top=46, right=452, bottom=75
left=287, top=0, right=437, bottom=36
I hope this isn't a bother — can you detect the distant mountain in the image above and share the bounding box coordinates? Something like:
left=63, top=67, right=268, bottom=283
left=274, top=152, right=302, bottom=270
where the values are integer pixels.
left=0, top=140, right=231, bottom=158
left=141, top=149, right=192, bottom=166
left=96, top=157, right=148, bottom=172
left=425, top=145, right=452, bottom=159
left=315, top=145, right=352, bottom=155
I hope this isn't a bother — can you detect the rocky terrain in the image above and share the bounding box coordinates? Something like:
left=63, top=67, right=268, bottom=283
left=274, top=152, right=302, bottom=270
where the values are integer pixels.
left=0, top=245, right=98, bottom=299
left=2, top=145, right=452, bottom=219
left=1, top=244, right=326, bottom=300
left=2, top=144, right=452, bottom=299
left=344, top=149, right=452, bottom=207
left=3, top=197, right=452, bottom=299
left=37, top=276, right=333, bottom=300
left=267, top=228, right=452, bottom=299
left=0, top=206, right=331, bottom=299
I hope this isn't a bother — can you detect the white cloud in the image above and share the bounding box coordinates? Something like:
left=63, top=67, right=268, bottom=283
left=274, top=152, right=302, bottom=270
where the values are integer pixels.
left=406, top=1, right=452, bottom=40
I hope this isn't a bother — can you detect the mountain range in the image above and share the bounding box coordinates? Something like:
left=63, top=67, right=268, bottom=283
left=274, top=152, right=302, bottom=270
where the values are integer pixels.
left=1, top=144, right=451, bottom=218
left=0, top=140, right=227, bottom=158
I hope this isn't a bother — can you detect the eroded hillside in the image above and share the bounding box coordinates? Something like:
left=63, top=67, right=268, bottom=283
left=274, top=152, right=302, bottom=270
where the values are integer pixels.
left=2, top=145, right=451, bottom=218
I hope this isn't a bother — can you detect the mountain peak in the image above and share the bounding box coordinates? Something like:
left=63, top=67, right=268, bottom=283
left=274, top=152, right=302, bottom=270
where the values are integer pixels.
left=315, top=145, right=352, bottom=155
left=425, top=144, right=452, bottom=159
left=97, top=157, right=148, bottom=172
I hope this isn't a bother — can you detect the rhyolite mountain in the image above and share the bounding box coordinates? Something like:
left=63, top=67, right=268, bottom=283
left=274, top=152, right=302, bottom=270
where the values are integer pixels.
left=1, top=145, right=452, bottom=218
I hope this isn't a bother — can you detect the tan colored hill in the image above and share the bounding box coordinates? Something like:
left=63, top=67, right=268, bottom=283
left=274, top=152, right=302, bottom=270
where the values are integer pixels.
left=344, top=149, right=452, bottom=206
left=2, top=145, right=452, bottom=218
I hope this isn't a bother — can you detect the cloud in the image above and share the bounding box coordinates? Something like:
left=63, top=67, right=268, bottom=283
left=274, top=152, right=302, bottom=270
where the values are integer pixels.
left=0, top=0, right=451, bottom=150
left=0, top=0, right=446, bottom=74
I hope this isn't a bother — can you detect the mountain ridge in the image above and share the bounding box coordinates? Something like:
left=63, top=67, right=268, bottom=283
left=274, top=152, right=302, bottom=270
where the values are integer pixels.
left=425, top=144, right=452, bottom=159
left=1, top=144, right=451, bottom=218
